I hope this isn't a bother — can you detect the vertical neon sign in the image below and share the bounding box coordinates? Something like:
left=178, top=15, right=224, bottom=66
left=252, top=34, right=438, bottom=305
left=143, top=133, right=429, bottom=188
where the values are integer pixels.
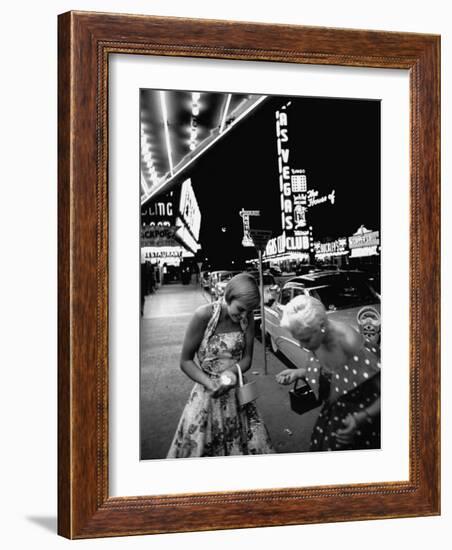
left=275, top=106, right=312, bottom=258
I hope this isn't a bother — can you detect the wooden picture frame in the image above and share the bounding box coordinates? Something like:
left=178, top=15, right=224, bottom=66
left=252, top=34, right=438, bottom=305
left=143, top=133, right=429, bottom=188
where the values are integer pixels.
left=58, top=11, right=440, bottom=539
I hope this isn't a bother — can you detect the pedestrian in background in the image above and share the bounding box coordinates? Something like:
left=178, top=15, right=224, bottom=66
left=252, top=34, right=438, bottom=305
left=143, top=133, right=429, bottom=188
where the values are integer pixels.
left=167, top=273, right=274, bottom=458
left=276, top=295, right=380, bottom=451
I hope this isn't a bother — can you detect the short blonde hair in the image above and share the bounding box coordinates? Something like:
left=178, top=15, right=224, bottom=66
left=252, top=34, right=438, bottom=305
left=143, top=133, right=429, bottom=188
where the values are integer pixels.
left=280, top=295, right=327, bottom=336
left=224, top=273, right=260, bottom=310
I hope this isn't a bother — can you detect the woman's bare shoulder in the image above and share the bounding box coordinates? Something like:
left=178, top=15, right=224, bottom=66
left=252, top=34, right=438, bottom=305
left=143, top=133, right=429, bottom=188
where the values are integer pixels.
left=336, top=322, right=363, bottom=355
left=192, top=303, right=215, bottom=324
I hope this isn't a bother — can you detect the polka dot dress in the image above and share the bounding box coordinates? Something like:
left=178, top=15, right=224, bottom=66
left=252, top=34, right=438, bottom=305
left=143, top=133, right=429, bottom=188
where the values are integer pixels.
left=309, top=339, right=381, bottom=452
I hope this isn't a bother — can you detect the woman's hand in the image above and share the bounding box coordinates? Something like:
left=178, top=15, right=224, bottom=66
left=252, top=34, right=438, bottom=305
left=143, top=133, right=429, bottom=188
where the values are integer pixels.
left=336, top=414, right=357, bottom=446
left=275, top=368, right=305, bottom=385
left=336, top=412, right=367, bottom=446
left=205, top=379, right=220, bottom=395
left=207, top=370, right=237, bottom=398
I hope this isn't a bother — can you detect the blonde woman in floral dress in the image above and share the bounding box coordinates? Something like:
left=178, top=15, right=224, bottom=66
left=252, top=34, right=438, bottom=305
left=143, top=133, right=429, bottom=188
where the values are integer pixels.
left=167, top=273, right=273, bottom=458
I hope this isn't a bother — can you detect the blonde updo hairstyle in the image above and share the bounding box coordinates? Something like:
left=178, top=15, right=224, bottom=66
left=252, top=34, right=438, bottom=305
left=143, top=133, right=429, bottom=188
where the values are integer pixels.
left=280, top=295, right=327, bottom=339
left=224, top=272, right=260, bottom=311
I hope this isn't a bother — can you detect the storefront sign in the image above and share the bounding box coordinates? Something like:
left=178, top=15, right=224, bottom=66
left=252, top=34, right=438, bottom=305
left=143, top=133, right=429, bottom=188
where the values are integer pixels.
left=275, top=108, right=307, bottom=233
left=264, top=230, right=311, bottom=258
left=307, top=189, right=336, bottom=207
left=240, top=209, right=260, bottom=247
left=141, top=198, right=175, bottom=228
left=179, top=178, right=201, bottom=241
left=140, top=223, right=177, bottom=247
left=144, top=201, right=173, bottom=217
left=140, top=224, right=177, bottom=239
left=314, top=237, right=348, bottom=257
left=349, top=229, right=380, bottom=249
left=347, top=227, right=380, bottom=258
left=350, top=246, right=378, bottom=258
left=141, top=246, right=184, bottom=260
left=274, top=104, right=333, bottom=257
left=141, top=189, right=176, bottom=252
left=175, top=220, right=200, bottom=254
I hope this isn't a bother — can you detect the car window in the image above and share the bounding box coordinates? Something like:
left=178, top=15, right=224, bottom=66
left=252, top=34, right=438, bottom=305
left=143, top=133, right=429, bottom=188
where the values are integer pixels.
left=292, top=287, right=306, bottom=298
left=262, top=275, right=274, bottom=285
left=279, top=288, right=292, bottom=306
left=309, top=282, right=378, bottom=310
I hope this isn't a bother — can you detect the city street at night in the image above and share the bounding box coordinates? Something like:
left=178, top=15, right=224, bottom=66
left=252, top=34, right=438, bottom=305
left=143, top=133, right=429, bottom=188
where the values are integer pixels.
left=139, top=89, right=381, bottom=459
left=140, top=281, right=319, bottom=460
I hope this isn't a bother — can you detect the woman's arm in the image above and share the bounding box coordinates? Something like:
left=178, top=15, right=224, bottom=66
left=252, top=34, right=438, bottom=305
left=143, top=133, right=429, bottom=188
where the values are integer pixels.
left=354, top=374, right=381, bottom=425
left=275, top=368, right=307, bottom=385
left=336, top=375, right=381, bottom=445
left=180, top=305, right=217, bottom=392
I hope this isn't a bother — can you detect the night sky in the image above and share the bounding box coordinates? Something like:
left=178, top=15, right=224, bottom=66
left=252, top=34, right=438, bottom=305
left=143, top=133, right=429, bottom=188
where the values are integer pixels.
left=153, top=94, right=380, bottom=270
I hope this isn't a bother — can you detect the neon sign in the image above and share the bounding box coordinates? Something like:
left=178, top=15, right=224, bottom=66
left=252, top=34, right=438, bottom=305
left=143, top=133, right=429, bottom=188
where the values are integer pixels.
left=348, top=226, right=380, bottom=257
left=349, top=229, right=380, bottom=249
left=307, top=189, right=336, bottom=208
left=178, top=178, right=201, bottom=241
left=275, top=109, right=306, bottom=233
left=175, top=219, right=200, bottom=254
left=240, top=209, right=260, bottom=247
left=141, top=246, right=183, bottom=259
left=314, top=237, right=348, bottom=257
left=264, top=230, right=311, bottom=258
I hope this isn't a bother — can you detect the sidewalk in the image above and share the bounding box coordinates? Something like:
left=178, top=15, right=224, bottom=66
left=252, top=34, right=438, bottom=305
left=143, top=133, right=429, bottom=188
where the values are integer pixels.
left=247, top=337, right=320, bottom=455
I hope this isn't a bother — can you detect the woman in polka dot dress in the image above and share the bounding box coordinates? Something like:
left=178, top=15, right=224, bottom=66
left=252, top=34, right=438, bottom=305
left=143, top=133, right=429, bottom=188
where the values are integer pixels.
left=276, top=295, right=380, bottom=452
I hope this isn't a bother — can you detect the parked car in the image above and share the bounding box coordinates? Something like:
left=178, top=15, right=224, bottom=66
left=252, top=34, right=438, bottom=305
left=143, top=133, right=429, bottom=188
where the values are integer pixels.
left=211, top=270, right=242, bottom=300
left=264, top=265, right=283, bottom=277
left=294, top=263, right=320, bottom=276
left=208, top=270, right=230, bottom=296
left=264, top=270, right=380, bottom=366
left=200, top=270, right=211, bottom=290
left=247, top=270, right=280, bottom=322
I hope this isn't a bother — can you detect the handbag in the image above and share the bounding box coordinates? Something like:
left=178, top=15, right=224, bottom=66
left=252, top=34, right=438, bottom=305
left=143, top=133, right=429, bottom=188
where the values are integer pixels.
left=289, top=378, right=322, bottom=415
left=236, top=364, right=258, bottom=406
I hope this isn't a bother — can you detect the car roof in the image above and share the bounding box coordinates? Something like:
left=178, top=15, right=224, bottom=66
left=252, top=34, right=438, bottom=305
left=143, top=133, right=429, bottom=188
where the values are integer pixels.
left=247, top=270, right=275, bottom=280
left=218, top=270, right=241, bottom=278
left=283, top=270, right=374, bottom=288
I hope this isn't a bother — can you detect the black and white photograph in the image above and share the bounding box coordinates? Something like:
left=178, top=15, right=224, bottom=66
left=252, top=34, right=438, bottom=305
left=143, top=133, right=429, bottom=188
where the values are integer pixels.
left=2, top=0, right=446, bottom=546
left=139, top=89, right=381, bottom=460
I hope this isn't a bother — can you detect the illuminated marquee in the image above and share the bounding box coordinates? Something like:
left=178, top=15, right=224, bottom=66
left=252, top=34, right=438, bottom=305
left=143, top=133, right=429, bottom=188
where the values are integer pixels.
left=314, top=237, right=348, bottom=257
left=175, top=220, right=199, bottom=255
left=264, top=230, right=311, bottom=258
left=178, top=178, right=201, bottom=241
left=168, top=178, right=202, bottom=255
left=141, top=246, right=183, bottom=259
left=275, top=109, right=308, bottom=233
left=143, top=201, right=173, bottom=218
left=349, top=230, right=380, bottom=249
left=240, top=209, right=260, bottom=247
left=307, top=189, right=336, bottom=208
left=140, top=224, right=178, bottom=247
left=349, top=226, right=380, bottom=258
left=274, top=103, right=339, bottom=263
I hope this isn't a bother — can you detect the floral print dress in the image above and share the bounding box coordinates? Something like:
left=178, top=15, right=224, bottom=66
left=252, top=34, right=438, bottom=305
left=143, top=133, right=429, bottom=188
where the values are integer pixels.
left=307, top=338, right=381, bottom=452
left=167, top=301, right=274, bottom=458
